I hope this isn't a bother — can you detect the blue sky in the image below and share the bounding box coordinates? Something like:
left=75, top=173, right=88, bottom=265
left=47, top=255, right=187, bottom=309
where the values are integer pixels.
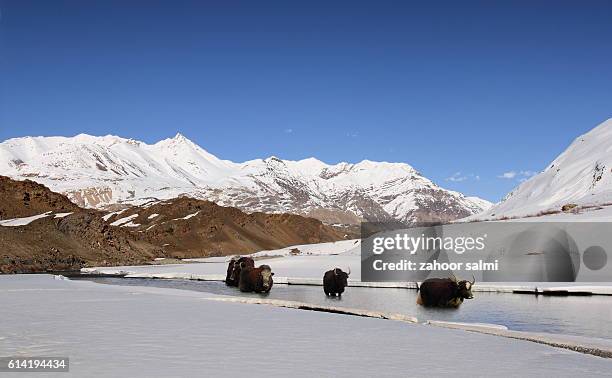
left=1, top=1, right=611, bottom=202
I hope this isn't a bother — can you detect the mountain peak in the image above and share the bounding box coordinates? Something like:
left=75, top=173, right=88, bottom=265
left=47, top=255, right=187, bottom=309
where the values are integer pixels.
left=163, top=132, right=195, bottom=146
left=173, top=132, right=188, bottom=141
left=155, top=133, right=198, bottom=149
left=265, top=156, right=285, bottom=164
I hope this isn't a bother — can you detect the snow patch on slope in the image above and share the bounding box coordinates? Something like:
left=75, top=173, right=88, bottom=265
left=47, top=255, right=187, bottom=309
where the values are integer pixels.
left=110, top=214, right=139, bottom=226
left=0, top=212, right=52, bottom=226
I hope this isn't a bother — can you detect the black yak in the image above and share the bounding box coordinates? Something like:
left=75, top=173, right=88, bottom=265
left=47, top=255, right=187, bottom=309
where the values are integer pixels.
left=225, top=257, right=238, bottom=286
left=416, top=274, right=475, bottom=308
left=226, top=256, right=254, bottom=287
left=323, top=268, right=350, bottom=297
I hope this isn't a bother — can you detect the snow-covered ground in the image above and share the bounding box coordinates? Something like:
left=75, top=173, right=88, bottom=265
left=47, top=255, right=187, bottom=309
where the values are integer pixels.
left=1, top=274, right=610, bottom=377
left=247, top=239, right=361, bottom=258
left=85, top=239, right=363, bottom=280
left=514, top=204, right=612, bottom=222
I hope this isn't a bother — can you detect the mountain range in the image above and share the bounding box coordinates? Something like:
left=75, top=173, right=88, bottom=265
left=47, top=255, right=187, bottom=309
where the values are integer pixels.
left=4, top=118, right=612, bottom=272
left=0, top=133, right=491, bottom=225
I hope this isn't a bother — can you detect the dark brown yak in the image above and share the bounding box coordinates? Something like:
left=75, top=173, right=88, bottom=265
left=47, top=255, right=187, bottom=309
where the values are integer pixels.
left=416, top=274, right=475, bottom=308
left=239, top=264, right=274, bottom=293
left=225, top=257, right=238, bottom=286
left=323, top=268, right=350, bottom=297
left=226, top=256, right=254, bottom=287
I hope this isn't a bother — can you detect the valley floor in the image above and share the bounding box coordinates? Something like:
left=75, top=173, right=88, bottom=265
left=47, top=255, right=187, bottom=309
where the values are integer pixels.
left=1, top=274, right=611, bottom=377
left=82, top=239, right=612, bottom=295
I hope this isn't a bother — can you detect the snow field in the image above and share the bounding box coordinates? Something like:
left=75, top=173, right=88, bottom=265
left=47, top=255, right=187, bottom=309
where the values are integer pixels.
left=1, top=274, right=611, bottom=377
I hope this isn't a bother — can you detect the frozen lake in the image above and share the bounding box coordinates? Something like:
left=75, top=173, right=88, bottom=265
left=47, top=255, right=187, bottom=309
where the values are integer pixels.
left=74, top=276, right=612, bottom=340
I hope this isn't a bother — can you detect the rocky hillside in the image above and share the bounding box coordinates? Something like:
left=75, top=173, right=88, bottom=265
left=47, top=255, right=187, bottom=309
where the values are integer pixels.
left=0, top=177, right=347, bottom=273
left=0, top=134, right=491, bottom=225
left=102, top=197, right=348, bottom=258
left=0, top=176, right=79, bottom=219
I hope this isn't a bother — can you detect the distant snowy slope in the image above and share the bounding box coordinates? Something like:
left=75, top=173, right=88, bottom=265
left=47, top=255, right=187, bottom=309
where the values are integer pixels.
left=477, top=118, right=612, bottom=219
left=465, top=196, right=493, bottom=212
left=0, top=133, right=490, bottom=225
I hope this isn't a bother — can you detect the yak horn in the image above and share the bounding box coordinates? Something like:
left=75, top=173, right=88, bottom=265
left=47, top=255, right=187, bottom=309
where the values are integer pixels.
left=471, top=274, right=476, bottom=285
left=347, top=267, right=351, bottom=276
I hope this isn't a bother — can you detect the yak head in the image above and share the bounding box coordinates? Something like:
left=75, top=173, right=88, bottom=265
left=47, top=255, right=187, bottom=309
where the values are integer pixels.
left=259, top=265, right=274, bottom=290
left=451, top=273, right=475, bottom=300
left=226, top=258, right=237, bottom=277
left=334, top=267, right=350, bottom=288
left=229, top=257, right=241, bottom=282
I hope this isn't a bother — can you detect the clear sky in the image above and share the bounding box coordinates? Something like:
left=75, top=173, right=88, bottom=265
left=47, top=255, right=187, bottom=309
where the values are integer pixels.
left=1, top=1, right=611, bottom=202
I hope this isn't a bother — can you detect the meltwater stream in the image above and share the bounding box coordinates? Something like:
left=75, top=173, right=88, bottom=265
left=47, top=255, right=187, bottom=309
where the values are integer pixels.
left=74, top=276, right=612, bottom=340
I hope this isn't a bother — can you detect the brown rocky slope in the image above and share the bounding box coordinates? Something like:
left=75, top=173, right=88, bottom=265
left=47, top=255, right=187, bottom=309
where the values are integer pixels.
left=0, top=176, right=79, bottom=219
left=0, top=176, right=349, bottom=273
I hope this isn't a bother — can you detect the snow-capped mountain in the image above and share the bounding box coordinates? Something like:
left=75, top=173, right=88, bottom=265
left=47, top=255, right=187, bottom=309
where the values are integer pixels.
left=477, top=118, right=612, bottom=219
left=0, top=133, right=491, bottom=225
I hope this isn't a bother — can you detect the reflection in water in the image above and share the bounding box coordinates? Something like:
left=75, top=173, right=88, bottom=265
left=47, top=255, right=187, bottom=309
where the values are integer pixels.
left=75, top=277, right=612, bottom=340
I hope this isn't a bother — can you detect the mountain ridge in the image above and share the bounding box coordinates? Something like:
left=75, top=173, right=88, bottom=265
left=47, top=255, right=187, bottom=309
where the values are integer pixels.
left=0, top=133, right=491, bottom=225
left=473, top=118, right=612, bottom=220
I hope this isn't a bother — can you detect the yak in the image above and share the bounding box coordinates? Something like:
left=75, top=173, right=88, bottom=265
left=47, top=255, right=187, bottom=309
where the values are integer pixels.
left=323, top=268, right=350, bottom=297
left=225, top=257, right=238, bottom=286
left=239, top=264, right=274, bottom=293
left=226, top=256, right=254, bottom=287
left=416, top=274, right=475, bottom=308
